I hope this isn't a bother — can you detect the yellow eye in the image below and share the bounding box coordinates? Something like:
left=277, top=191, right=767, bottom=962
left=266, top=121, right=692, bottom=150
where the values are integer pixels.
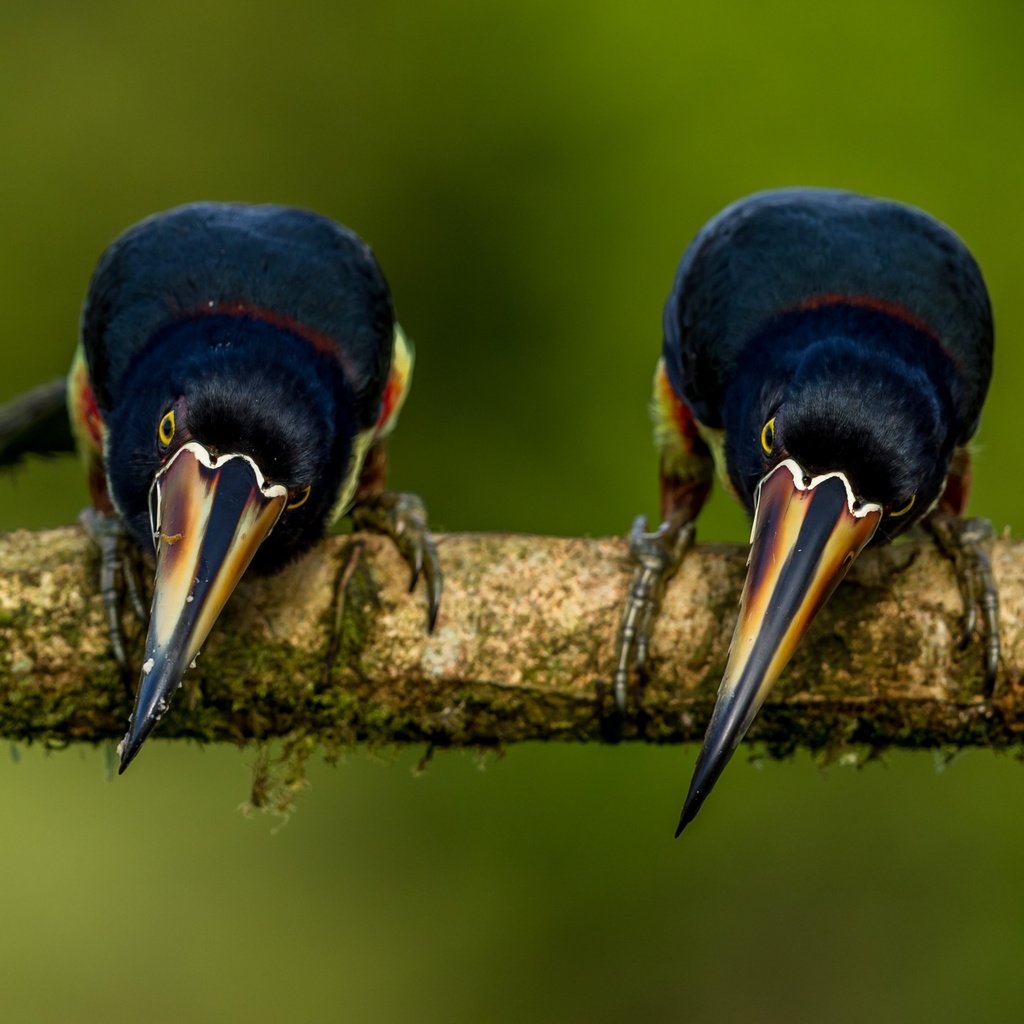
left=158, top=410, right=176, bottom=447
left=890, top=494, right=916, bottom=518
left=287, top=485, right=311, bottom=510
left=760, top=417, right=776, bottom=455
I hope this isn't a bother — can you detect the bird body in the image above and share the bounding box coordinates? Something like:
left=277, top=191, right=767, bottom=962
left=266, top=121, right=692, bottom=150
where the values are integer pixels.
left=618, top=187, right=996, bottom=833
left=15, top=201, right=438, bottom=772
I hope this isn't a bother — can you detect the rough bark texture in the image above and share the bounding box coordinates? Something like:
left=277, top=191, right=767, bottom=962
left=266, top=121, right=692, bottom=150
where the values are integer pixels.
left=1, top=527, right=1023, bottom=761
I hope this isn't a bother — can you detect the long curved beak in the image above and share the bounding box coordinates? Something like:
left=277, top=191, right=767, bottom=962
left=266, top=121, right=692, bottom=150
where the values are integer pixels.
left=117, top=442, right=287, bottom=774
left=676, top=459, right=882, bottom=834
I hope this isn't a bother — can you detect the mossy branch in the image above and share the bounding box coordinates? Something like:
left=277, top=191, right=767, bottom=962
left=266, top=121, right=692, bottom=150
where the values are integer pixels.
left=1, top=526, right=1023, bottom=757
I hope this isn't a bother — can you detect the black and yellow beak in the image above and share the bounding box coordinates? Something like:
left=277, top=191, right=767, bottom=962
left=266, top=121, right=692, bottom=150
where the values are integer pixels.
left=117, top=442, right=287, bottom=773
left=676, top=459, right=882, bottom=834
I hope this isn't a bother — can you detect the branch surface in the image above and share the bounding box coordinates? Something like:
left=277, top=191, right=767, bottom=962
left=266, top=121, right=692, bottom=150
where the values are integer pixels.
left=1, top=527, right=1023, bottom=756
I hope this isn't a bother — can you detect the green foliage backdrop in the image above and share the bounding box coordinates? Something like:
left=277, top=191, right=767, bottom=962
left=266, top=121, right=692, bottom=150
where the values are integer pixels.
left=2, top=2, right=1023, bottom=1021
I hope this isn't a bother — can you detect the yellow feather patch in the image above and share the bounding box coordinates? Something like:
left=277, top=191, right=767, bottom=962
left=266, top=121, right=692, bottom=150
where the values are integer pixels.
left=328, top=323, right=417, bottom=523
left=375, top=323, right=414, bottom=439
left=696, top=421, right=738, bottom=502
left=329, top=427, right=376, bottom=525
left=649, top=358, right=738, bottom=501
left=66, top=344, right=106, bottom=465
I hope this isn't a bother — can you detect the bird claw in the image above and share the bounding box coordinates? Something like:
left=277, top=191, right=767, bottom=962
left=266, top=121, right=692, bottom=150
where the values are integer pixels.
left=80, top=508, right=150, bottom=684
left=352, top=491, right=442, bottom=633
left=609, top=514, right=695, bottom=714
left=926, top=513, right=1000, bottom=694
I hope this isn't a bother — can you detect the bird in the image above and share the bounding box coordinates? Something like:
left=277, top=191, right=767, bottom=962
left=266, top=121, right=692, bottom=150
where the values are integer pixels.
left=0, top=202, right=441, bottom=773
left=612, top=187, right=997, bottom=835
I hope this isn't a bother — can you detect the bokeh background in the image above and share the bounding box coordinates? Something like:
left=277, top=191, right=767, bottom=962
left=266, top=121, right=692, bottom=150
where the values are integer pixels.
left=2, top=2, right=1024, bottom=1021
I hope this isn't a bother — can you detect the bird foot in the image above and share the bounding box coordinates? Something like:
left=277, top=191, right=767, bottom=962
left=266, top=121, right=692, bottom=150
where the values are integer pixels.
left=609, top=515, right=695, bottom=713
left=925, top=513, right=1000, bottom=694
left=80, top=509, right=149, bottom=682
left=351, top=491, right=442, bottom=632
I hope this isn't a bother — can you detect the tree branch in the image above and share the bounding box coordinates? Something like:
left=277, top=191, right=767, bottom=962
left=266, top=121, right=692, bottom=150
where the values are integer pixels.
left=1, top=527, right=1022, bottom=757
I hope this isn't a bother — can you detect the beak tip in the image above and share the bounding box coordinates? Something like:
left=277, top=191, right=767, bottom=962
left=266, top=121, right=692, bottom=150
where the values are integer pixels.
left=675, top=794, right=700, bottom=838
left=116, top=718, right=152, bottom=775
left=117, top=740, right=137, bottom=775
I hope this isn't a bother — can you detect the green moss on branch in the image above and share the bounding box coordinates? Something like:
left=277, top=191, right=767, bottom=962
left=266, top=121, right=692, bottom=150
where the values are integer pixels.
left=1, top=527, right=1022, bottom=761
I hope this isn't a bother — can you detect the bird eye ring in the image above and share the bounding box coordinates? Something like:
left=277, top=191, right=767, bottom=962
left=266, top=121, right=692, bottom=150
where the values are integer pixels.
left=760, top=417, right=776, bottom=455
left=287, top=485, right=311, bottom=510
left=890, top=494, right=916, bottom=518
left=158, top=410, right=176, bottom=447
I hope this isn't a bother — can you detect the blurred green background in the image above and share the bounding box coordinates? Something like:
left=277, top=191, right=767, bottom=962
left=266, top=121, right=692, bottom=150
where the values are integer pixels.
left=2, top=2, right=1024, bottom=1021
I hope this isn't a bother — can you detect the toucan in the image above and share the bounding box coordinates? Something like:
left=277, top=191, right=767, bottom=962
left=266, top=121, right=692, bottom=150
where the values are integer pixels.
left=612, top=188, right=997, bottom=834
left=0, top=202, right=440, bottom=772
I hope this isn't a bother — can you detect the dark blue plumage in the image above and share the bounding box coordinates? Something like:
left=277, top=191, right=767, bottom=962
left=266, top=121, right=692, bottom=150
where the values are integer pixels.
left=614, top=187, right=997, bottom=834
left=665, top=187, right=992, bottom=436
left=82, top=202, right=394, bottom=426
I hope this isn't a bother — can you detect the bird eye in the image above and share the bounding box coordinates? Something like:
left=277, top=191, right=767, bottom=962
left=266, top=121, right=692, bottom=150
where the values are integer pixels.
left=760, top=417, right=776, bottom=455
left=890, top=494, right=916, bottom=518
left=158, top=410, right=176, bottom=447
left=287, top=485, right=311, bottom=510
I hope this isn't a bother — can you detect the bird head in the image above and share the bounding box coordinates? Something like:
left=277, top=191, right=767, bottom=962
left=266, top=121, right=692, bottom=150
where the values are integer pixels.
left=106, top=315, right=358, bottom=771
left=679, top=310, right=961, bottom=831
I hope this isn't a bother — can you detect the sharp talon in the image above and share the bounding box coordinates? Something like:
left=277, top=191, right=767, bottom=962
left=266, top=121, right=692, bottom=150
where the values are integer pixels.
left=982, top=585, right=1000, bottom=695
left=959, top=578, right=977, bottom=644
left=124, top=556, right=148, bottom=624
left=354, top=491, right=443, bottom=633
left=984, top=660, right=998, bottom=697
left=927, top=513, right=1001, bottom=692
left=613, top=670, right=627, bottom=714
left=109, top=629, right=128, bottom=675
left=408, top=544, right=424, bottom=593
left=629, top=514, right=649, bottom=547
left=425, top=558, right=442, bottom=633
left=608, top=512, right=695, bottom=716
left=81, top=507, right=146, bottom=674
left=635, top=633, right=649, bottom=671
left=422, top=539, right=442, bottom=632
